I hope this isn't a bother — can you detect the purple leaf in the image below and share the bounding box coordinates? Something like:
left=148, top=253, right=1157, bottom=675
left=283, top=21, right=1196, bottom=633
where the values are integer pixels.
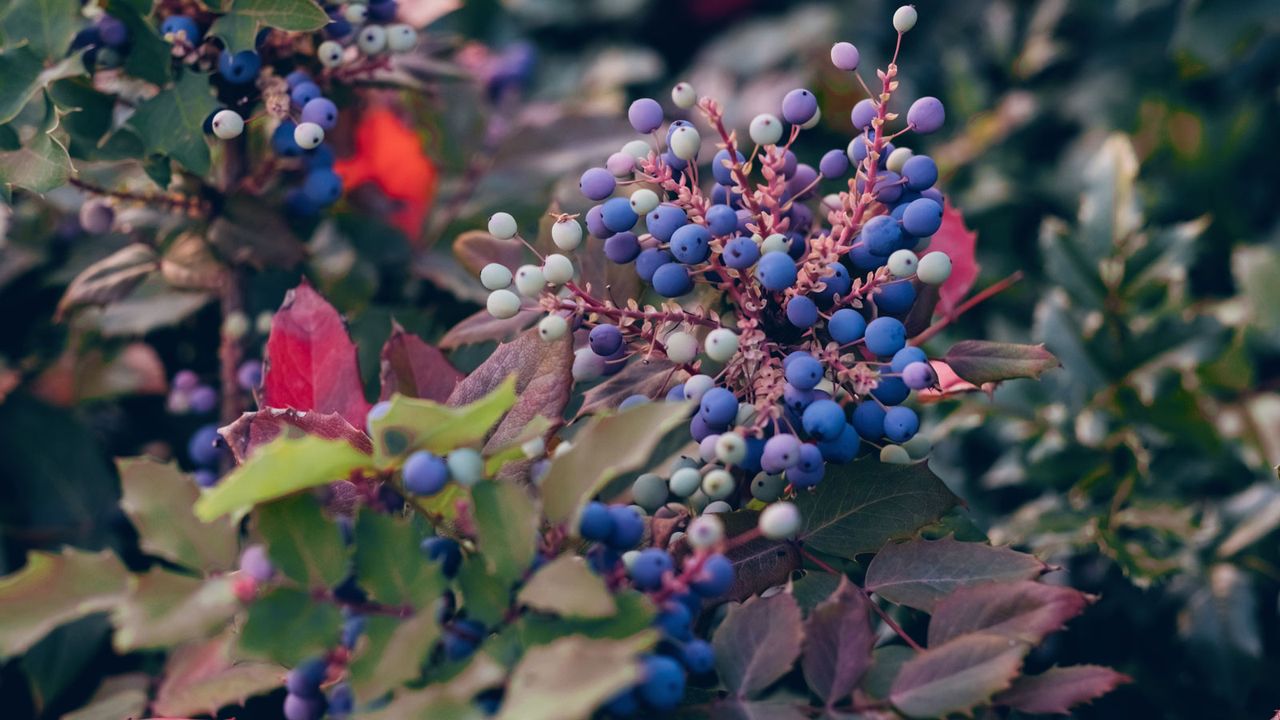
left=575, top=357, right=686, bottom=419
left=712, top=590, right=804, bottom=699
left=865, top=537, right=1049, bottom=612
left=889, top=633, right=1028, bottom=718
left=378, top=321, right=462, bottom=402
left=801, top=577, right=876, bottom=707
left=217, top=408, right=373, bottom=464
left=446, top=327, right=573, bottom=454
left=994, top=665, right=1131, bottom=715
left=576, top=234, right=641, bottom=306
left=438, top=307, right=539, bottom=349
left=928, top=580, right=1092, bottom=647
left=941, top=340, right=1060, bottom=386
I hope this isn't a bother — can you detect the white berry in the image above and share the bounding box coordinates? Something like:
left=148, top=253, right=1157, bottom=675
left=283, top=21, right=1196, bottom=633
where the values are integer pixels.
left=514, top=264, right=545, bottom=296
left=671, top=82, right=696, bottom=109
left=211, top=109, right=244, bottom=139
left=343, top=4, right=367, bottom=23
left=551, top=218, right=583, bottom=250
left=629, top=188, right=660, bottom=215
left=701, top=469, right=735, bottom=500
left=293, top=122, right=324, bottom=149
left=916, top=251, right=952, bottom=285
left=749, top=114, right=783, bottom=146
left=880, top=444, right=912, bottom=464
left=664, top=331, right=698, bottom=364
left=386, top=24, right=416, bottom=53
left=887, top=147, right=914, bottom=173
left=669, top=467, right=702, bottom=497
left=538, top=314, right=568, bottom=341
left=683, top=374, right=714, bottom=403
left=542, top=253, right=574, bottom=285
left=480, top=262, right=512, bottom=290
left=715, top=432, right=747, bottom=465
left=704, top=328, right=739, bottom=362
left=888, top=249, right=919, bottom=278
left=318, top=40, right=344, bottom=67
left=686, top=515, right=724, bottom=549
left=486, top=289, right=521, bottom=319
left=893, top=5, right=918, bottom=32
left=356, top=25, right=387, bottom=54
left=669, top=126, right=700, bottom=160
left=622, top=139, right=651, bottom=159
left=759, top=501, right=801, bottom=539
left=488, top=211, right=518, bottom=239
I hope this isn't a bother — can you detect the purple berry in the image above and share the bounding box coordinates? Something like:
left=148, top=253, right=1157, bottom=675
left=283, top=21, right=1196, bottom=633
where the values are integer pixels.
left=907, top=96, right=945, bottom=134
left=580, top=167, right=616, bottom=201
left=850, top=99, right=877, bottom=130
left=819, top=148, right=849, bottom=178
left=723, top=235, right=760, bottom=269
left=239, top=544, right=275, bottom=582
left=830, top=42, right=860, bottom=71
left=300, top=97, right=339, bottom=130
left=589, top=324, right=624, bottom=356
left=761, top=433, right=802, bottom=473
left=902, top=361, right=937, bottom=390
left=604, top=231, right=641, bottom=263
left=781, top=88, right=818, bottom=125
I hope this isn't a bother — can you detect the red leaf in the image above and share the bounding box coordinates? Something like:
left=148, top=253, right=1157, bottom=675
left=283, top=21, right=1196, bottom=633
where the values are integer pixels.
left=217, top=408, right=373, bottom=464
left=926, top=201, right=979, bottom=316
left=153, top=634, right=283, bottom=717
left=994, top=665, right=1131, bottom=715
left=438, top=307, right=539, bottom=349
left=801, top=577, right=876, bottom=706
left=261, top=281, right=372, bottom=428
left=334, top=108, right=437, bottom=241
left=712, top=591, right=804, bottom=699
left=928, top=580, right=1092, bottom=647
left=378, top=322, right=462, bottom=402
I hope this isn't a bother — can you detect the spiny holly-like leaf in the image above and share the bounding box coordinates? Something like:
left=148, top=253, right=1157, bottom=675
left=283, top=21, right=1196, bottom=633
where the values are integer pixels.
left=496, top=632, right=657, bottom=720
left=207, top=11, right=259, bottom=54
left=794, top=459, right=959, bottom=560
left=348, top=612, right=441, bottom=700
left=353, top=508, right=445, bottom=609
left=153, top=634, right=284, bottom=718
left=218, top=407, right=373, bottom=464
left=104, top=0, right=170, bottom=84
left=257, top=494, right=350, bottom=589
left=117, top=457, right=237, bottom=572
left=928, top=201, right=980, bottom=317
left=226, top=0, right=329, bottom=31
left=889, top=633, right=1029, bottom=718
left=438, top=307, right=539, bottom=349
left=368, top=377, right=516, bottom=466
left=238, top=587, right=342, bottom=666
left=865, top=537, right=1050, bottom=612
left=194, top=435, right=374, bottom=521
left=261, top=280, right=372, bottom=428
left=447, top=327, right=573, bottom=455
left=456, top=554, right=511, bottom=627
left=471, top=480, right=539, bottom=586
left=127, top=71, right=217, bottom=176
left=928, top=580, right=1092, bottom=647
left=379, top=321, right=462, bottom=402
left=941, top=340, right=1060, bottom=386
left=0, top=46, right=45, bottom=124
left=517, top=554, right=616, bottom=619
left=0, top=0, right=81, bottom=62
left=0, top=549, right=129, bottom=657
left=111, top=570, right=239, bottom=651
left=801, top=577, right=875, bottom=706
left=712, top=590, right=804, bottom=699
left=576, top=357, right=686, bottom=419
left=541, top=400, right=693, bottom=524
left=453, top=228, right=524, bottom=276
left=55, top=244, right=158, bottom=321
left=993, top=664, right=1131, bottom=715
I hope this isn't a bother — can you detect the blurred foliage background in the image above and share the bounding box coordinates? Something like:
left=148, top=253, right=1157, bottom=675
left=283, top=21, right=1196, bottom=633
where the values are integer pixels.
left=1, top=0, right=1278, bottom=717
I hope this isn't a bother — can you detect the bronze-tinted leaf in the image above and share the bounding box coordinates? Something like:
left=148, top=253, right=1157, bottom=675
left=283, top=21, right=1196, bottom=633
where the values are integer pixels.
left=217, top=407, right=373, bottom=464
left=438, top=307, right=539, bottom=349
left=941, top=340, right=1060, bottom=386
left=454, top=228, right=524, bottom=276
left=801, top=577, right=875, bottom=706
left=153, top=634, right=284, bottom=718
left=865, top=537, right=1049, bottom=613
left=712, top=590, right=804, bottom=699
left=378, top=321, right=462, bottom=402
left=889, top=633, right=1028, bottom=718
left=160, top=232, right=226, bottom=291
left=993, top=664, right=1131, bottom=715
left=55, top=243, right=158, bottom=320
left=576, top=357, right=686, bottom=419
left=928, top=580, right=1092, bottom=647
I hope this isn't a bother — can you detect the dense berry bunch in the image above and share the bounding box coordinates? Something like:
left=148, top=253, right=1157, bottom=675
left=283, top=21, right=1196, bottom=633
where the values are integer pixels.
left=477, top=10, right=953, bottom=534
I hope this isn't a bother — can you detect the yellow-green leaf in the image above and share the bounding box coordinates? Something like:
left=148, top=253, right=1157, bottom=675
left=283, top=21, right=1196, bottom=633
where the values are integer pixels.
left=117, top=457, right=237, bottom=572
left=0, top=549, right=129, bottom=658
left=369, top=377, right=517, bottom=467
left=111, top=570, right=239, bottom=651
left=517, top=554, right=616, bottom=619
left=496, top=632, right=657, bottom=720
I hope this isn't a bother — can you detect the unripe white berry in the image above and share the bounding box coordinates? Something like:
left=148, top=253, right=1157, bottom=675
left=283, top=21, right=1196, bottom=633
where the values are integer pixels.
left=386, top=24, right=416, bottom=53
left=715, top=432, right=747, bottom=465
left=538, top=314, right=568, bottom=341
left=621, top=550, right=641, bottom=571
left=629, top=188, right=660, bottom=215
left=735, top=402, right=756, bottom=426
left=686, top=514, right=724, bottom=549
left=318, top=40, right=344, bottom=67
left=683, top=374, right=715, bottom=403
left=343, top=4, right=367, bottom=23
left=211, top=109, right=244, bottom=139
left=749, top=113, right=783, bottom=146
left=704, top=328, right=739, bottom=363
left=893, top=5, right=918, bottom=33
left=669, top=126, right=700, bottom=160
left=551, top=218, right=583, bottom=250
left=701, top=469, right=735, bottom=500
left=446, top=448, right=483, bottom=486
left=356, top=25, right=387, bottom=54
left=542, top=253, right=574, bottom=285
left=888, top=249, right=919, bottom=278
left=488, top=211, right=518, bottom=239
left=521, top=436, right=546, bottom=459
left=480, top=262, right=512, bottom=290
left=903, top=433, right=933, bottom=459
left=664, top=331, right=698, bottom=364
left=801, top=107, right=822, bottom=130
left=293, top=122, right=324, bottom=149
left=880, top=444, right=912, bottom=464
left=514, top=264, right=544, bottom=296
left=759, top=501, right=801, bottom=539
left=486, top=289, right=521, bottom=319
left=760, top=233, right=789, bottom=254
left=671, top=82, right=696, bottom=109
left=622, top=139, right=651, bottom=159
left=704, top=500, right=732, bottom=514
left=916, top=251, right=953, bottom=285
left=669, top=467, right=703, bottom=497
left=886, top=147, right=914, bottom=173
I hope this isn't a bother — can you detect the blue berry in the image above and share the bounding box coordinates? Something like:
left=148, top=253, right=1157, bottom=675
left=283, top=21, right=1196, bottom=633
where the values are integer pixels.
left=589, top=324, right=624, bottom=356
left=902, top=361, right=937, bottom=390
left=761, top=433, right=802, bottom=473
left=403, top=450, right=449, bottom=495
left=850, top=98, right=877, bottom=129
left=690, top=553, right=734, bottom=597
left=607, top=505, right=645, bottom=549
left=796, top=442, right=825, bottom=474
left=712, top=148, right=746, bottom=186
left=756, top=251, right=797, bottom=291
left=786, top=295, right=818, bottom=328
left=874, top=171, right=904, bottom=204
left=883, top=406, right=919, bottom=443
left=781, top=88, right=818, bottom=125
left=283, top=693, right=324, bottom=720
left=586, top=204, right=610, bottom=238
left=723, top=235, right=760, bottom=269
left=97, top=15, right=129, bottom=47
left=802, top=399, right=845, bottom=441
left=580, top=167, right=616, bottom=201
left=872, top=376, right=910, bottom=406
left=579, top=502, right=614, bottom=541
left=646, top=204, right=688, bottom=242
left=639, top=655, right=686, bottom=710
left=902, top=155, right=938, bottom=190
left=628, top=98, right=664, bottom=133
left=784, top=353, right=824, bottom=391
left=188, top=424, right=221, bottom=467
left=604, top=231, right=641, bottom=263
left=291, top=82, right=322, bottom=107
left=902, top=198, right=943, bottom=237
left=286, top=657, right=328, bottom=697
left=272, top=121, right=303, bottom=157
left=874, top=281, right=917, bottom=314
left=652, top=263, right=693, bottom=297
left=828, top=308, right=866, bottom=343
left=788, top=459, right=824, bottom=489
left=619, top=394, right=649, bottom=411
left=862, top=215, right=903, bottom=256
left=193, top=469, right=219, bottom=488
left=700, top=387, right=738, bottom=427
left=604, top=690, right=640, bottom=717
left=443, top=620, right=484, bottom=661
left=636, top=248, right=672, bottom=283
left=907, top=96, right=945, bottom=134
left=602, top=197, right=638, bottom=233
left=301, top=97, right=339, bottom=130
left=328, top=683, right=354, bottom=717
left=818, top=423, right=860, bottom=463
left=421, top=536, right=462, bottom=577
left=819, top=148, right=849, bottom=177
left=891, top=346, right=928, bottom=372
left=655, top=600, right=692, bottom=639
left=666, top=385, right=686, bottom=401
left=865, top=317, right=906, bottom=356
left=682, top=639, right=715, bottom=674
left=706, top=204, right=738, bottom=235
left=670, top=224, right=711, bottom=264
left=852, top=401, right=886, bottom=441
left=851, top=243, right=888, bottom=272
left=340, top=614, right=365, bottom=649
left=787, top=164, right=819, bottom=200
left=160, top=15, right=200, bottom=42
left=631, top=548, right=674, bottom=590
left=814, top=264, right=852, bottom=304
left=303, top=169, right=343, bottom=206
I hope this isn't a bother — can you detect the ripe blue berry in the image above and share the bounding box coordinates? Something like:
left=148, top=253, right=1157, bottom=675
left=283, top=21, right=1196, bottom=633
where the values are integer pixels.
left=283, top=693, right=324, bottom=720
left=902, top=361, right=937, bottom=389
left=907, top=96, right=945, bottom=134
left=883, top=406, right=919, bottom=443
left=850, top=98, right=877, bottom=130
left=422, top=536, right=462, bottom=576
left=602, top=197, right=638, bottom=233
left=607, top=505, right=645, bottom=549
left=580, top=167, right=616, bottom=201
left=604, top=231, right=641, bottom=263
left=700, top=387, right=738, bottom=427
left=630, top=548, right=674, bottom=590
left=818, top=423, right=860, bottom=462
left=291, top=81, right=322, bottom=107
left=819, top=148, right=850, bottom=178
left=723, top=235, right=760, bottom=269
left=636, top=248, right=673, bottom=283
left=690, top=553, right=734, bottom=596
left=655, top=601, right=693, bottom=640
left=652, top=263, right=693, bottom=297
left=902, top=154, right=938, bottom=190
left=711, top=148, right=746, bottom=186
left=852, top=401, right=886, bottom=441
left=286, top=657, right=327, bottom=697
left=403, top=450, right=449, bottom=495
left=873, top=376, right=911, bottom=405
left=802, top=399, right=846, bottom=441
left=670, top=224, right=711, bottom=264
left=302, top=169, right=343, bottom=205
left=706, top=204, right=738, bottom=236
left=239, top=544, right=275, bottom=581
left=784, top=353, right=824, bottom=391
left=301, top=98, right=339, bottom=130
left=589, top=324, right=624, bottom=356
left=188, top=424, right=221, bottom=467
left=828, top=308, right=867, bottom=343
left=646, top=204, right=688, bottom=241
left=862, top=214, right=904, bottom=256
left=891, top=346, right=928, bottom=373
left=782, top=88, right=819, bottom=125
left=628, top=98, right=664, bottom=134
left=161, top=16, right=200, bottom=42
left=218, top=50, right=261, bottom=84
left=786, top=295, right=818, bottom=328
left=874, top=281, right=917, bottom=314
left=586, top=205, right=609, bottom=238
left=682, top=639, right=715, bottom=674
left=640, top=655, right=686, bottom=710
left=761, top=433, right=802, bottom=473
left=272, top=121, right=303, bottom=157
left=579, top=502, right=614, bottom=541
left=902, top=198, right=943, bottom=237
left=756, top=251, right=797, bottom=291
left=865, top=317, right=907, bottom=356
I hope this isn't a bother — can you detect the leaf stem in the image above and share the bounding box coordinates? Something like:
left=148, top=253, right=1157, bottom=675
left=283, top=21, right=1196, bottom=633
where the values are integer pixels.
left=909, top=270, right=1024, bottom=347
left=797, top=545, right=922, bottom=651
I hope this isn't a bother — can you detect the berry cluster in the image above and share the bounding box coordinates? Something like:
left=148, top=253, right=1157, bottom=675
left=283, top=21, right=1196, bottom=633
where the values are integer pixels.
left=68, top=10, right=131, bottom=70
left=477, top=9, right=951, bottom=530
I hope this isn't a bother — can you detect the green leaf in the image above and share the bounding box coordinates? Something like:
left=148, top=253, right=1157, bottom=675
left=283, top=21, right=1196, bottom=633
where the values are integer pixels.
left=127, top=71, right=217, bottom=176
left=864, top=537, right=1050, bottom=612
left=1078, top=133, right=1141, bottom=261
left=111, top=570, right=239, bottom=650
left=348, top=612, right=441, bottom=700
left=194, top=434, right=374, bottom=521
left=117, top=457, right=238, bottom=572
left=55, top=243, right=158, bottom=320
left=712, top=590, right=804, bottom=699
left=239, top=587, right=342, bottom=666
left=369, top=377, right=517, bottom=467
left=471, top=480, right=539, bottom=585
left=0, top=549, right=128, bottom=658
left=0, top=95, right=72, bottom=193
left=0, top=46, right=44, bottom=124
left=941, top=340, right=1061, bottom=386
left=456, top=555, right=510, bottom=627
left=0, top=0, right=80, bottom=61
left=516, top=590, right=654, bottom=647
left=208, top=12, right=260, bottom=54
left=794, top=459, right=959, bottom=560
left=228, top=0, right=329, bottom=31
left=153, top=634, right=285, bottom=717
left=104, top=0, right=171, bottom=84
left=257, top=494, right=351, bottom=589
left=517, top=554, right=616, bottom=618
left=496, top=632, right=657, bottom=720
left=62, top=673, right=150, bottom=720
left=889, top=633, right=1029, bottom=719
left=354, top=509, right=445, bottom=609
left=540, top=400, right=693, bottom=524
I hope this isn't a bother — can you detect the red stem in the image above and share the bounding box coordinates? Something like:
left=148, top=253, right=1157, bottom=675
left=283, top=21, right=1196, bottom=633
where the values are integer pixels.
left=798, top=546, right=923, bottom=651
